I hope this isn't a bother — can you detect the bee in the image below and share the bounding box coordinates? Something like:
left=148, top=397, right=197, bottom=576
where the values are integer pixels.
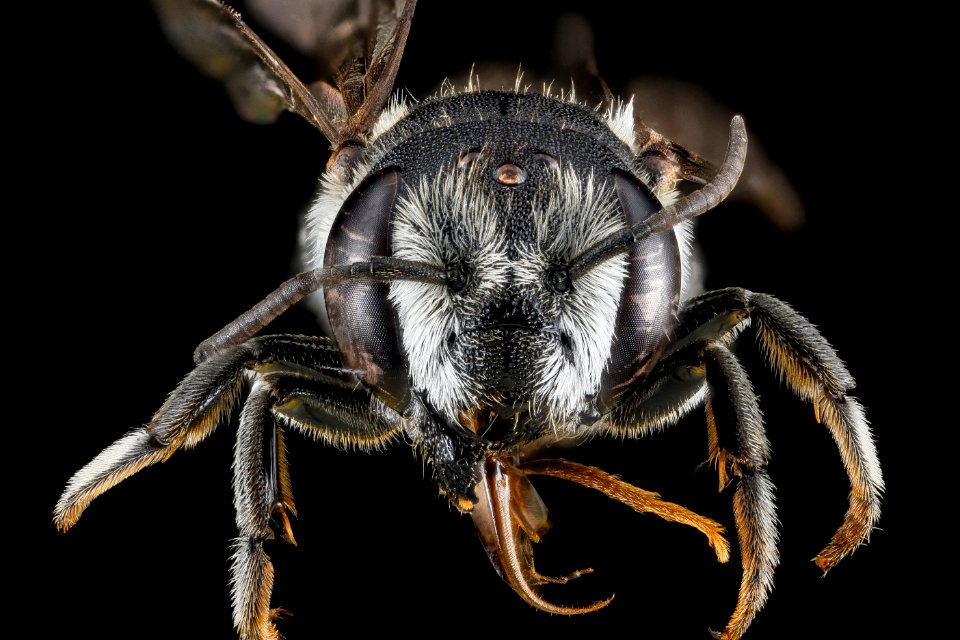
left=54, top=2, right=882, bottom=638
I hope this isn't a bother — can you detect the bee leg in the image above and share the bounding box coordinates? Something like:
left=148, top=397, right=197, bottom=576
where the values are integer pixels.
left=749, top=293, right=882, bottom=572
left=521, top=458, right=730, bottom=562
left=230, top=370, right=400, bottom=640
left=231, top=379, right=285, bottom=640
left=53, top=335, right=352, bottom=531
left=264, top=372, right=400, bottom=452
left=53, top=343, right=254, bottom=531
left=700, top=344, right=777, bottom=640
left=601, top=334, right=775, bottom=639
left=680, top=288, right=883, bottom=572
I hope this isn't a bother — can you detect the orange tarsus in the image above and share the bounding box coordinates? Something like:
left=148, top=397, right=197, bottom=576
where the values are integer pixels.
left=521, top=458, right=731, bottom=563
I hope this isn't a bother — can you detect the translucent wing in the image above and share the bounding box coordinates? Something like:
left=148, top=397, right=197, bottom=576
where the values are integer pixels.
left=440, top=12, right=802, bottom=230
left=628, top=76, right=805, bottom=231
left=152, top=0, right=415, bottom=151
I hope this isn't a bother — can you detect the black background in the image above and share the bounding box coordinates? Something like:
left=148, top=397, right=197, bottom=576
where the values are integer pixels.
left=32, top=2, right=928, bottom=638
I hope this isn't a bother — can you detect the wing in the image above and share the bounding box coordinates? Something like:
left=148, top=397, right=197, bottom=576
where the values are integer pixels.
left=553, top=13, right=804, bottom=229
left=434, top=11, right=801, bottom=230
left=152, top=0, right=415, bottom=176
left=628, top=76, right=805, bottom=231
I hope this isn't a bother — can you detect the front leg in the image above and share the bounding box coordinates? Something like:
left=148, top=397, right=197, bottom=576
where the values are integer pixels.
left=232, top=379, right=284, bottom=640
left=54, top=335, right=356, bottom=530
left=229, top=369, right=402, bottom=640
left=700, top=344, right=777, bottom=640
left=604, top=337, right=776, bottom=640
left=679, top=288, right=883, bottom=571
left=55, top=334, right=404, bottom=640
left=602, top=287, right=882, bottom=638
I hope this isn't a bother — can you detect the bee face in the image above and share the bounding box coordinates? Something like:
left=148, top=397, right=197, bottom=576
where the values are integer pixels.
left=315, top=91, right=681, bottom=437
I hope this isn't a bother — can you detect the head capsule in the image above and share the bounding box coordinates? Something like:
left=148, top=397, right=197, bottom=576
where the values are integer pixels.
left=317, top=90, right=683, bottom=436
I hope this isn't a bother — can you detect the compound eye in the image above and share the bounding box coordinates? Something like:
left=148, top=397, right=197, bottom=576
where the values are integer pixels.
left=545, top=266, right=571, bottom=293
left=447, top=262, right=469, bottom=293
